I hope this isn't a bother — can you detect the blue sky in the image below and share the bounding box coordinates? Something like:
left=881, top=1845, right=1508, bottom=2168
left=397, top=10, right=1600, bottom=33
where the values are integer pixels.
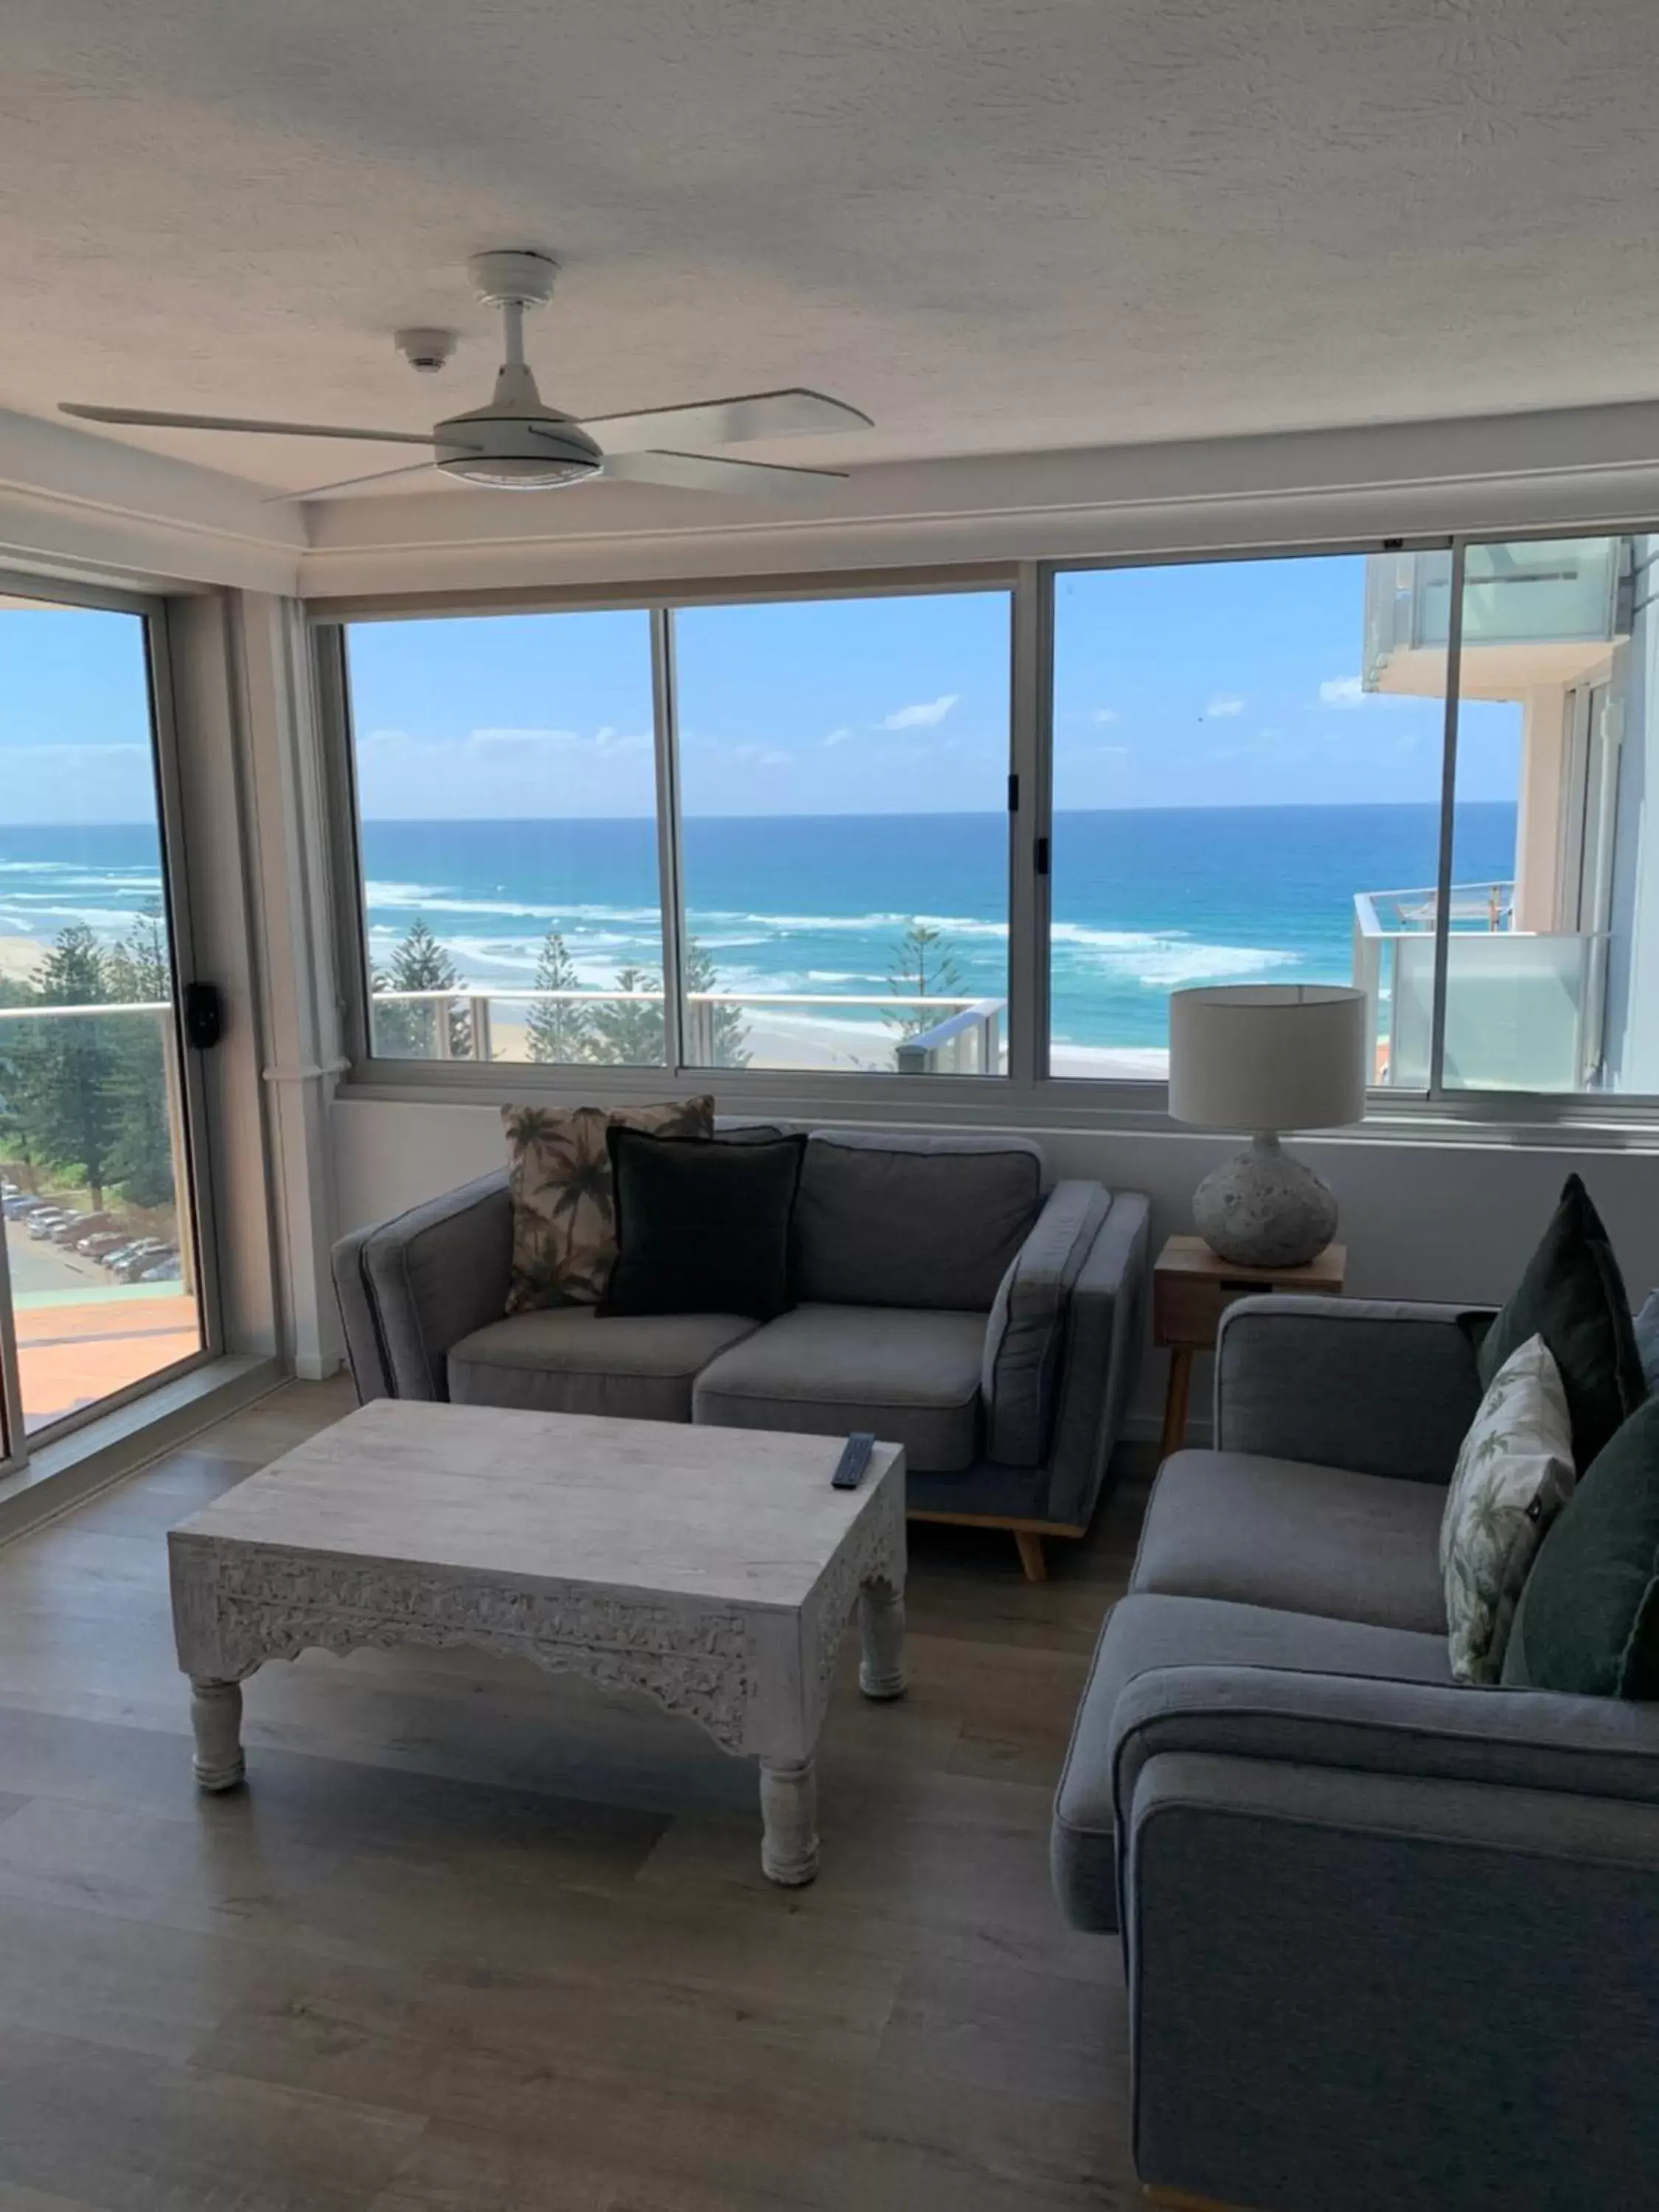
left=0, top=606, right=159, bottom=824
left=0, top=563, right=1522, bottom=824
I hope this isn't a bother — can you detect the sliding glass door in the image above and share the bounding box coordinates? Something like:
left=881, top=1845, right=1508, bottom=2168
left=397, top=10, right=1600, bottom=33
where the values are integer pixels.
left=0, top=589, right=209, bottom=1447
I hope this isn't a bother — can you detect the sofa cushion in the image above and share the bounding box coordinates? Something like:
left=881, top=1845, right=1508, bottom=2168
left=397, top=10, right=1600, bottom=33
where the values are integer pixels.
left=1476, top=1172, right=1648, bottom=1470
left=1505, top=1395, right=1659, bottom=1699
left=501, top=1096, right=714, bottom=1313
left=981, top=1180, right=1110, bottom=1466
left=792, top=1131, right=1042, bottom=1310
left=1053, top=1590, right=1452, bottom=1932
left=1440, top=1335, right=1575, bottom=1685
left=602, top=1129, right=807, bottom=1321
left=448, top=1307, right=757, bottom=1423
left=1636, top=1290, right=1659, bottom=1395
left=692, top=1302, right=985, bottom=1472
left=1132, top=1450, right=1448, bottom=1634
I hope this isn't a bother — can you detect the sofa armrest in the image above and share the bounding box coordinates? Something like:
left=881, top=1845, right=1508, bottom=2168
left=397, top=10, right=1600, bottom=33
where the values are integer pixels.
left=1110, top=1663, right=1659, bottom=1835
left=331, top=1169, right=514, bottom=1402
left=981, top=1180, right=1111, bottom=1467
left=1214, top=1294, right=1489, bottom=1480
left=1122, top=1747, right=1659, bottom=2211
left=1036, top=1189, right=1152, bottom=1526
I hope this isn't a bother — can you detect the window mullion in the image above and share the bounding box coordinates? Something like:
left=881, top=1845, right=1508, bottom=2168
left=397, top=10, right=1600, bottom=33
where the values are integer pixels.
left=1427, top=543, right=1467, bottom=1099
left=650, top=607, right=689, bottom=1072
left=1009, top=561, right=1051, bottom=1087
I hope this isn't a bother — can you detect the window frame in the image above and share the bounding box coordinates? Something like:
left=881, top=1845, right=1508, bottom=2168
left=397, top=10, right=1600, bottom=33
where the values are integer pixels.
left=0, top=568, right=224, bottom=1461
left=312, top=530, right=1659, bottom=1135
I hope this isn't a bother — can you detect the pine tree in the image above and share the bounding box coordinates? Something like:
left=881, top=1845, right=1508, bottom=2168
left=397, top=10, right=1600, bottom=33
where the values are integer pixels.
left=103, top=902, right=176, bottom=1210
left=583, top=966, right=667, bottom=1065
left=15, top=925, right=123, bottom=1208
left=373, top=919, right=473, bottom=1060
left=0, top=973, right=39, bottom=1189
left=884, top=919, right=965, bottom=1038
left=682, top=937, right=751, bottom=1068
left=525, top=926, right=594, bottom=1064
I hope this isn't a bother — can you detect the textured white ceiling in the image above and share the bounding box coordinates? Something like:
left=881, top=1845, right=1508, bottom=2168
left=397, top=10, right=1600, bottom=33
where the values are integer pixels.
left=4, top=1, right=1659, bottom=495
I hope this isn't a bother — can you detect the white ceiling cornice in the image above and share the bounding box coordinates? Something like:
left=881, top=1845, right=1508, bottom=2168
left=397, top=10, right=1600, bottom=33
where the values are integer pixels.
left=0, top=408, right=304, bottom=595
left=10, top=399, right=1659, bottom=607
left=297, top=400, right=1659, bottom=601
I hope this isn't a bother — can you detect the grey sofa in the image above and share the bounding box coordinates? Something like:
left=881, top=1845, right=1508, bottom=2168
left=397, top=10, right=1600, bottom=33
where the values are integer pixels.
left=1053, top=1293, right=1659, bottom=2212
left=333, top=1128, right=1150, bottom=1579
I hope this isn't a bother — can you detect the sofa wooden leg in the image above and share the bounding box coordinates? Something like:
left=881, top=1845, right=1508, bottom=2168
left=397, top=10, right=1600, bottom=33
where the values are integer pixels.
left=1014, top=1531, right=1047, bottom=1582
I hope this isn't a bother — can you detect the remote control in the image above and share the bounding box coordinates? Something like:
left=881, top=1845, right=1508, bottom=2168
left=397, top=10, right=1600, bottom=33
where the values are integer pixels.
left=832, top=1432, right=877, bottom=1489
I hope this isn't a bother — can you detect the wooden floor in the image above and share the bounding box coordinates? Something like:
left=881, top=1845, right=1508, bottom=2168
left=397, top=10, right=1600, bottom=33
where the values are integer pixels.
left=0, top=1378, right=1151, bottom=2211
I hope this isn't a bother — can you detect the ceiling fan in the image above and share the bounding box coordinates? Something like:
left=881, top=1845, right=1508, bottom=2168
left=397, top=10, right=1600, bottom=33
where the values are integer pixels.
left=60, top=250, right=872, bottom=500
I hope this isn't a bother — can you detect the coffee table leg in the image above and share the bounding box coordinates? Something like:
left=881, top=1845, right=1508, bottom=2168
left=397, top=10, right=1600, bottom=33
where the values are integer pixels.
left=189, top=1678, right=246, bottom=1792
left=858, top=1576, right=907, bottom=1700
left=759, top=1759, right=818, bottom=1886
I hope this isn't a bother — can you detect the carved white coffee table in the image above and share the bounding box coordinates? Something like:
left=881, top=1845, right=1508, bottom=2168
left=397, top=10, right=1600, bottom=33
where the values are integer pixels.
left=168, top=1399, right=906, bottom=1885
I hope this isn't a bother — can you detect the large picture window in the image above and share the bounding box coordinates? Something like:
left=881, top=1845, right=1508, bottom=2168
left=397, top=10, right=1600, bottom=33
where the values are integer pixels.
left=344, top=610, right=668, bottom=1068
left=672, top=591, right=1011, bottom=1074
left=0, top=596, right=208, bottom=1444
left=1048, top=554, right=1452, bottom=1081
left=326, top=530, right=1659, bottom=1114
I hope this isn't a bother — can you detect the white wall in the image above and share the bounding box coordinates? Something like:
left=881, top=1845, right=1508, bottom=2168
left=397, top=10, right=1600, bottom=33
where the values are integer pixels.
left=330, top=1095, right=1659, bottom=1438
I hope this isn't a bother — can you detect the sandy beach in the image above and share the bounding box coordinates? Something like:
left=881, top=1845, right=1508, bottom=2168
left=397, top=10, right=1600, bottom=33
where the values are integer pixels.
left=482, top=1005, right=1166, bottom=1078
left=0, top=936, right=45, bottom=987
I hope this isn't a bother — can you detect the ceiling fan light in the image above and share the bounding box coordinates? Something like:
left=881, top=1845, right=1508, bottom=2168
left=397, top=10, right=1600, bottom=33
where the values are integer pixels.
left=437, top=451, right=598, bottom=489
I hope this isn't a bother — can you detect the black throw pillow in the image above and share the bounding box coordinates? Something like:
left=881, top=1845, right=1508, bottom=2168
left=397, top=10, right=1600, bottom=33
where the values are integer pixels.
left=1503, top=1396, right=1659, bottom=1698
left=601, top=1128, right=807, bottom=1320
left=1476, top=1174, right=1647, bottom=1470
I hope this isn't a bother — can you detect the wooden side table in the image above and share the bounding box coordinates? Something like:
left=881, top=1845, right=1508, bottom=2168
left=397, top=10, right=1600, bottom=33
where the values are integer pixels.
left=1152, top=1234, right=1346, bottom=1462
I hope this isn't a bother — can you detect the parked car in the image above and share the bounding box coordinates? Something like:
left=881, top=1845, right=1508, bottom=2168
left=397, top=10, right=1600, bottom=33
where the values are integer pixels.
left=109, top=1241, right=170, bottom=1279
left=27, top=1210, right=72, bottom=1239
left=78, top=1232, right=130, bottom=1261
left=3, top=1195, right=49, bottom=1220
left=139, top=1257, right=181, bottom=1283
left=50, top=1211, right=116, bottom=1246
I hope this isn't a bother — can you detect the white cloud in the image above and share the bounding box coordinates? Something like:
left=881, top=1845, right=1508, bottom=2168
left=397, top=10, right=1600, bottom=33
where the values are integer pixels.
left=879, top=693, right=958, bottom=731
left=1204, top=693, right=1245, bottom=718
left=819, top=726, right=855, bottom=748
left=1089, top=706, right=1119, bottom=725
left=1318, top=675, right=1366, bottom=709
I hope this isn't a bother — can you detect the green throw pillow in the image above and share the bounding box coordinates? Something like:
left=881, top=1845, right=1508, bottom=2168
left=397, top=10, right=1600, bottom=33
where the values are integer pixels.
left=1478, top=1175, right=1647, bottom=1470
left=1503, top=1397, right=1659, bottom=1697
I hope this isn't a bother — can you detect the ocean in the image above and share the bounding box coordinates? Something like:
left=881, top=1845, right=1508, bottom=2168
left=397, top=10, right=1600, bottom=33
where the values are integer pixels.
left=0, top=803, right=1519, bottom=1052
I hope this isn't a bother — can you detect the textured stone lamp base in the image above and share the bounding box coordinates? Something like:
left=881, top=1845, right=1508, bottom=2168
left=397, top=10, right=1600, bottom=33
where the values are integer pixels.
left=1192, top=1132, right=1338, bottom=1268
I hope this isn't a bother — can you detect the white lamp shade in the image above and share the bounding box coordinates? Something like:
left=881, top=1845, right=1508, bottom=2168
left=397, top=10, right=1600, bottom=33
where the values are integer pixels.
left=1168, top=984, right=1368, bottom=1132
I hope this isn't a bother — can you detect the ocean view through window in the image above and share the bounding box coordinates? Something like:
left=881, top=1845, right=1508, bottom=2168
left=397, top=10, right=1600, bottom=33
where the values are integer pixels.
left=672, top=591, right=1012, bottom=1073
left=324, top=535, right=1659, bottom=1103
left=0, top=599, right=206, bottom=1441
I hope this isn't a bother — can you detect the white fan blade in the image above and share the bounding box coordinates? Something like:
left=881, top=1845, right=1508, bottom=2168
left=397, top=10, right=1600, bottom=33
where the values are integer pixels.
left=577, top=388, right=871, bottom=455
left=60, top=403, right=447, bottom=447
left=599, top=448, right=849, bottom=496
left=261, top=460, right=442, bottom=503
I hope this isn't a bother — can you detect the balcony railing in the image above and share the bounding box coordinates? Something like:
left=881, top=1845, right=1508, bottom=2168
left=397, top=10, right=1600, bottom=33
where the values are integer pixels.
left=1363, top=540, right=1628, bottom=691
left=370, top=987, right=1009, bottom=1076
left=1353, top=882, right=1604, bottom=1091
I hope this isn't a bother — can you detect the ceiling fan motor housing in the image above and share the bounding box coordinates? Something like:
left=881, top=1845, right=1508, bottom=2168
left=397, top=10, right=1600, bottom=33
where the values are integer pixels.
left=435, top=361, right=604, bottom=488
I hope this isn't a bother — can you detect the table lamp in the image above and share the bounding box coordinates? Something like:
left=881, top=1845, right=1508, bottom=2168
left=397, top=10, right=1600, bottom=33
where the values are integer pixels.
left=1168, top=983, right=1368, bottom=1267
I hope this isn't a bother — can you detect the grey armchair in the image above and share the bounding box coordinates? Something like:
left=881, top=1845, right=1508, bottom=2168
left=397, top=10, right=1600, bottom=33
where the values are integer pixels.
left=1053, top=1293, right=1659, bottom=2212
left=333, top=1129, right=1151, bottom=1579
